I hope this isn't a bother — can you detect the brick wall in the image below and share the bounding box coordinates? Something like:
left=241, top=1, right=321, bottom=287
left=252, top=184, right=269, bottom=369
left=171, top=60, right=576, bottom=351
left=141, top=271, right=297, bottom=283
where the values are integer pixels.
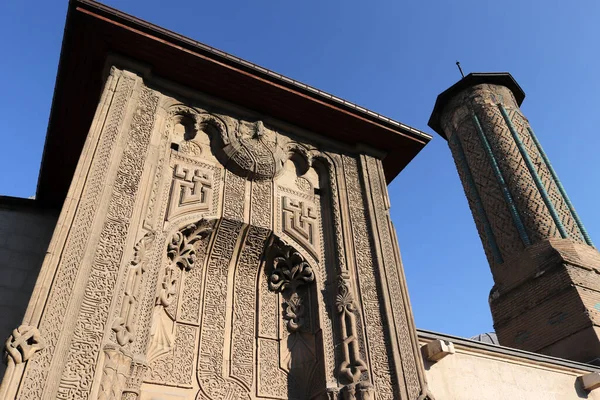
left=0, top=200, right=57, bottom=379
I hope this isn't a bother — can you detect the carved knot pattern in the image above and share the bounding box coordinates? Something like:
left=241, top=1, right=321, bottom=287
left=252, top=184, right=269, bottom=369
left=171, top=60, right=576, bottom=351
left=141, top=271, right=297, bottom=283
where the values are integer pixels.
left=4, top=325, right=45, bottom=365
left=219, top=119, right=286, bottom=181
left=336, top=278, right=368, bottom=384
left=268, top=238, right=315, bottom=332
left=283, top=293, right=306, bottom=333
left=282, top=196, right=318, bottom=258
left=113, top=232, right=155, bottom=346
left=167, top=164, right=213, bottom=221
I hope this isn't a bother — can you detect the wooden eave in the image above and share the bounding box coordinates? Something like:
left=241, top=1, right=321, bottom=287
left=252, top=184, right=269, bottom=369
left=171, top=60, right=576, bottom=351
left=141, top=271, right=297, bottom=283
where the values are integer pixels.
left=36, top=0, right=431, bottom=207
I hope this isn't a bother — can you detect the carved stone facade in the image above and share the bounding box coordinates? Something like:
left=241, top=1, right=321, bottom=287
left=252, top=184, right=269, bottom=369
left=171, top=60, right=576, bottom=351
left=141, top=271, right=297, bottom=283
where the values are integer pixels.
left=429, top=73, right=600, bottom=363
left=0, top=62, right=430, bottom=400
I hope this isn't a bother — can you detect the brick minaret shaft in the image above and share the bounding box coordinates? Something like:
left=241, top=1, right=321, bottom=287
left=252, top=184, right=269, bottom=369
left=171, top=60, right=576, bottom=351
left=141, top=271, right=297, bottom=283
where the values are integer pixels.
left=429, top=73, right=600, bottom=363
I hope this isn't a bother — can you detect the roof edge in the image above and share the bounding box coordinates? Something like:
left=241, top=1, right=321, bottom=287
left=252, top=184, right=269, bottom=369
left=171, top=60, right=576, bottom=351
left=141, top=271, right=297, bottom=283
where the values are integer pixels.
left=417, top=328, right=600, bottom=372
left=427, top=72, right=525, bottom=139
left=74, top=0, right=432, bottom=143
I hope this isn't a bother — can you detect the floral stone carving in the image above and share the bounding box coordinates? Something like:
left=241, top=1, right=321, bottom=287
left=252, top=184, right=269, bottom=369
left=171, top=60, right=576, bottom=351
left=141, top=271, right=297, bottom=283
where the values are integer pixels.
left=216, top=118, right=287, bottom=181
left=268, top=238, right=315, bottom=332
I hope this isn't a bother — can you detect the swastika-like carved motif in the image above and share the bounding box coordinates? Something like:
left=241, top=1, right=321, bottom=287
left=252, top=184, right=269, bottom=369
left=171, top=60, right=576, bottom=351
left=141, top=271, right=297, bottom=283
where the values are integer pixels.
left=4, top=325, right=45, bottom=365
left=167, top=164, right=213, bottom=220
left=9, top=63, right=429, bottom=399
left=282, top=196, right=318, bottom=258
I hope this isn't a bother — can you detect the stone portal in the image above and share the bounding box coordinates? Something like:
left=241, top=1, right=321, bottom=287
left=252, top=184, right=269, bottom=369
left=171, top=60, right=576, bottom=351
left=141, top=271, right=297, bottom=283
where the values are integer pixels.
left=0, top=59, right=430, bottom=399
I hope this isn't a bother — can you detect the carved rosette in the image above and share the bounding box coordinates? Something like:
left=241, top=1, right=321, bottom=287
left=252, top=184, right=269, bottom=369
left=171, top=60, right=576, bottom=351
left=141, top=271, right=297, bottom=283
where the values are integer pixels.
left=4, top=325, right=45, bottom=366
left=217, top=119, right=287, bottom=180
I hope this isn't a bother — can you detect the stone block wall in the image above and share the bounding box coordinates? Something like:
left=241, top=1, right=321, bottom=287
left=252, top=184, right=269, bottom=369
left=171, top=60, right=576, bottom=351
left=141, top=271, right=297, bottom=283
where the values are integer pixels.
left=0, top=198, right=57, bottom=379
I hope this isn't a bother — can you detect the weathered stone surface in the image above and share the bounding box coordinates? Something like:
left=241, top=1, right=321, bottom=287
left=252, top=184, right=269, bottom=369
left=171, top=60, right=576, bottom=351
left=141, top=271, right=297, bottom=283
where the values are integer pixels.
left=0, top=64, right=428, bottom=399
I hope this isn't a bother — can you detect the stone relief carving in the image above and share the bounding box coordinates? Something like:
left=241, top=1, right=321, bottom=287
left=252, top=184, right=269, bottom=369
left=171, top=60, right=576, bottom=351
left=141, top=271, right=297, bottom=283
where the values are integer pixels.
left=4, top=325, right=45, bottom=366
left=336, top=278, right=368, bottom=383
left=364, top=156, right=422, bottom=398
left=148, top=219, right=214, bottom=365
left=122, top=358, right=147, bottom=400
left=264, top=237, right=321, bottom=397
left=167, top=164, right=213, bottom=221
left=281, top=196, right=318, bottom=259
left=218, top=119, right=287, bottom=181
left=165, top=107, right=288, bottom=182
left=231, top=225, right=271, bottom=390
left=196, top=218, right=250, bottom=399
left=112, top=232, right=155, bottom=346
left=342, top=154, right=392, bottom=397
left=267, top=237, right=316, bottom=332
left=57, top=85, right=159, bottom=399
left=8, top=70, right=426, bottom=399
left=97, top=345, right=131, bottom=400
left=17, top=72, right=137, bottom=400
left=268, top=238, right=315, bottom=292
left=341, top=382, right=376, bottom=400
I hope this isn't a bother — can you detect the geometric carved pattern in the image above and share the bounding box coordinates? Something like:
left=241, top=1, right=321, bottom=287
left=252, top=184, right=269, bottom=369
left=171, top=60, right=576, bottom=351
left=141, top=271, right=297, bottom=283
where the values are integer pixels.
left=509, top=112, right=585, bottom=243
left=446, top=99, right=527, bottom=263
left=57, top=84, right=159, bottom=399
left=9, top=67, right=427, bottom=399
left=167, top=164, right=212, bottom=221
left=482, top=104, right=557, bottom=243
left=282, top=196, right=318, bottom=259
left=17, top=72, right=137, bottom=400
left=365, top=155, right=422, bottom=399
left=343, top=155, right=392, bottom=397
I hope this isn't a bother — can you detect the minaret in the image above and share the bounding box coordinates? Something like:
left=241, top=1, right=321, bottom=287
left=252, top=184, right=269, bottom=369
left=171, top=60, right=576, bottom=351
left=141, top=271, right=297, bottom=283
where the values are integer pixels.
left=429, top=73, right=600, bottom=363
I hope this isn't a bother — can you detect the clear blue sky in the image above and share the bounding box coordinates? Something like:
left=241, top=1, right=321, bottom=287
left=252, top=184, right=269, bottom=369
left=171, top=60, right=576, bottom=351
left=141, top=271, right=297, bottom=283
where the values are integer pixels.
left=2, top=0, right=599, bottom=339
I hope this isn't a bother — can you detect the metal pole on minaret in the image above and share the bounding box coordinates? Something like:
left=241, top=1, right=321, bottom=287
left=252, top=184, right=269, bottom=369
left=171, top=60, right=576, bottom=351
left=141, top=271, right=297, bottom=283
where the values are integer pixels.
left=428, top=73, right=600, bottom=363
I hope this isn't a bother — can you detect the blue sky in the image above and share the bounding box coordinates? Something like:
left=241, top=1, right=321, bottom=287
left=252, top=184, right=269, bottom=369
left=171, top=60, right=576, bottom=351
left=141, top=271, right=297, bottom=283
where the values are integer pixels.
left=2, top=0, right=599, bottom=338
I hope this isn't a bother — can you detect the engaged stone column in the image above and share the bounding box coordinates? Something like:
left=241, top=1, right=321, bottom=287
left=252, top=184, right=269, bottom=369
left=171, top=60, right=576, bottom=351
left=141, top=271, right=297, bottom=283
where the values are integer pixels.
left=429, top=73, right=600, bottom=363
